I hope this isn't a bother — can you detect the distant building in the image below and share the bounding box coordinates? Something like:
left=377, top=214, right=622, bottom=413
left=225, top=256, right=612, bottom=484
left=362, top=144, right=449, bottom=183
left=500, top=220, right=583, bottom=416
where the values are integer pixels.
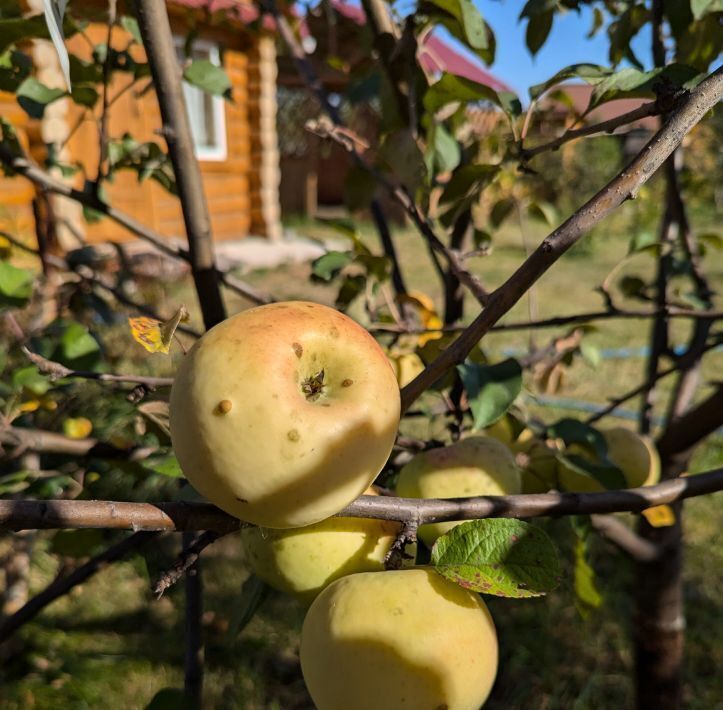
left=277, top=0, right=511, bottom=218
left=0, top=0, right=281, bottom=248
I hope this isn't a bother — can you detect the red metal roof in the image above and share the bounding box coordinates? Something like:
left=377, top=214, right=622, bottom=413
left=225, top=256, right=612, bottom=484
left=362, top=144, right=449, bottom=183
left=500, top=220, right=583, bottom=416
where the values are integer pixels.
left=172, top=0, right=511, bottom=93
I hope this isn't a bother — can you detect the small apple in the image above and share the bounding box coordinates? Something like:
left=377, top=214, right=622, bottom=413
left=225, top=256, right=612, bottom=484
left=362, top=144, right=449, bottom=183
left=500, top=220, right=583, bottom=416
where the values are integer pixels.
left=241, top=487, right=412, bottom=605
left=395, top=436, right=521, bottom=546
left=388, top=351, right=425, bottom=389
left=603, top=427, right=660, bottom=488
left=519, top=439, right=559, bottom=493
left=300, top=568, right=499, bottom=710
left=557, top=428, right=661, bottom=493
left=169, top=301, right=401, bottom=528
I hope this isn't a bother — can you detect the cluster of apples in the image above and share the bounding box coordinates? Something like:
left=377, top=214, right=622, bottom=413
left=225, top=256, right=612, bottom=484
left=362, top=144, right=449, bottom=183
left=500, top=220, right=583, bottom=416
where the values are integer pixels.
left=169, top=301, right=659, bottom=709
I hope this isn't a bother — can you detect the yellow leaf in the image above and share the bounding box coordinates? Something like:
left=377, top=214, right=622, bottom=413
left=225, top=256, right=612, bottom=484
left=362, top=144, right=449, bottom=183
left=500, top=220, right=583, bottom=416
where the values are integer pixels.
left=17, top=398, right=40, bottom=413
left=399, top=290, right=443, bottom=346
left=0, top=234, right=12, bottom=259
left=63, top=417, right=93, bottom=439
left=641, top=504, right=676, bottom=528
left=129, top=304, right=188, bottom=354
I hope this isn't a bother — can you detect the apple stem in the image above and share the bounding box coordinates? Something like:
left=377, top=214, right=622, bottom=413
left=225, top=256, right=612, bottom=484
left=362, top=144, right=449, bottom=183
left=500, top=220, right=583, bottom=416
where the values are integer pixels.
left=301, top=369, right=326, bottom=401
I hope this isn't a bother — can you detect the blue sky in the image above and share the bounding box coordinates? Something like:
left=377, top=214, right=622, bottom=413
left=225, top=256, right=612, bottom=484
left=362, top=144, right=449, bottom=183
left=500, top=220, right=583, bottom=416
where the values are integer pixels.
left=478, top=2, right=652, bottom=97
left=391, top=0, right=654, bottom=99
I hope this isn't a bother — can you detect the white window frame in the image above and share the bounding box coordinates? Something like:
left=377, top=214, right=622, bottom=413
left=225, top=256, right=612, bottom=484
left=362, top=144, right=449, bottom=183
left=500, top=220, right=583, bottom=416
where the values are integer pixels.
left=175, top=36, right=228, bottom=162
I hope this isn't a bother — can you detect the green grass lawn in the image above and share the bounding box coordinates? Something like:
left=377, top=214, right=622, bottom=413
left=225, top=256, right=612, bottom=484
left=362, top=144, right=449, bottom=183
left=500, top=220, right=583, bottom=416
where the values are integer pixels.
left=1, top=212, right=721, bottom=709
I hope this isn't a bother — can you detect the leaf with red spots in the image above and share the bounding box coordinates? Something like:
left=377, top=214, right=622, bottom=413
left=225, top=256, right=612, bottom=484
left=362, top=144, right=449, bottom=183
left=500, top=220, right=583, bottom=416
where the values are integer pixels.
left=431, top=519, right=561, bottom=598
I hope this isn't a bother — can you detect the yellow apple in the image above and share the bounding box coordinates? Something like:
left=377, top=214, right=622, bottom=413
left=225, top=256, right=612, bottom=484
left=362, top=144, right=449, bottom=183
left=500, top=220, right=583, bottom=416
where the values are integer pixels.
left=557, top=429, right=661, bottom=493
left=520, top=440, right=559, bottom=493
left=603, top=427, right=661, bottom=488
left=395, top=436, right=521, bottom=546
left=300, top=568, right=498, bottom=710
left=169, top=301, right=401, bottom=528
left=388, top=351, right=425, bottom=388
left=241, top=488, right=410, bottom=605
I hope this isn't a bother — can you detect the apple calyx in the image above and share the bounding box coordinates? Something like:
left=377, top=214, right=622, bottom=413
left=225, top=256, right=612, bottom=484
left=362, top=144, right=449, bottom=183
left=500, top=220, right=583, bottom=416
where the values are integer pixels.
left=302, top=369, right=326, bottom=401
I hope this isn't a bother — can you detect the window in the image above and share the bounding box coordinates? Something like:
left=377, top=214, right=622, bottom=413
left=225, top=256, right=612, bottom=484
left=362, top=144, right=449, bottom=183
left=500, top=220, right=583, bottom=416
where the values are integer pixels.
left=176, top=38, right=227, bottom=161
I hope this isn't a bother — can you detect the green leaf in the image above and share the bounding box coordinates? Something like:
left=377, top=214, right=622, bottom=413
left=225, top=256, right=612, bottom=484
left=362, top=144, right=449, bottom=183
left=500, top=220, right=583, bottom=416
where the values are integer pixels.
left=60, top=322, right=100, bottom=362
left=698, top=232, right=722, bottom=250
left=144, top=455, right=183, bottom=478
left=431, top=519, right=562, bottom=597
left=546, top=418, right=608, bottom=459
left=227, top=575, right=270, bottom=640
left=70, top=85, right=98, bottom=108
left=439, top=163, right=499, bottom=205
left=529, top=64, right=612, bottom=100
left=422, top=0, right=495, bottom=63
left=378, top=129, right=427, bottom=193
left=430, top=123, right=461, bottom=175
left=457, top=358, right=522, bottom=429
left=120, top=15, right=142, bottom=44
left=0, top=49, right=31, bottom=92
left=558, top=453, right=627, bottom=490
left=619, top=274, right=648, bottom=300
left=0, top=14, right=55, bottom=54
left=145, top=688, right=193, bottom=710
left=572, top=526, right=602, bottom=617
left=579, top=341, right=602, bottom=369
left=12, top=366, right=52, bottom=395
left=490, top=197, right=515, bottom=228
left=690, top=0, right=723, bottom=18
left=589, top=64, right=702, bottom=109
left=628, top=230, right=657, bottom=254
left=525, top=11, right=553, bottom=56
left=527, top=200, right=557, bottom=226
left=424, top=72, right=520, bottom=120
left=344, top=165, right=378, bottom=212
left=183, top=59, right=231, bottom=97
left=0, top=261, right=33, bottom=307
left=311, top=251, right=353, bottom=282
left=16, top=77, right=66, bottom=118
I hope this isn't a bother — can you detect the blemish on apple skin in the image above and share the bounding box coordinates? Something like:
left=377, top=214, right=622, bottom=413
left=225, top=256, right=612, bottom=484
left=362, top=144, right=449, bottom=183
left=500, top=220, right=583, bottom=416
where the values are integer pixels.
left=329, top=326, right=339, bottom=339
left=215, top=400, right=233, bottom=415
left=341, top=379, right=353, bottom=387
left=292, top=342, right=303, bottom=358
left=235, top=496, right=248, bottom=503
left=287, top=429, right=300, bottom=442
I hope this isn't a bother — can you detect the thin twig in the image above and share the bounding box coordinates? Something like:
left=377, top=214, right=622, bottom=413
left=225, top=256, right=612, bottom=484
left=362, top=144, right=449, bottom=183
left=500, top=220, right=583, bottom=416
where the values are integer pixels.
left=521, top=99, right=670, bottom=159
left=22, top=348, right=174, bottom=388
left=586, top=336, right=721, bottom=424
left=153, top=530, right=223, bottom=597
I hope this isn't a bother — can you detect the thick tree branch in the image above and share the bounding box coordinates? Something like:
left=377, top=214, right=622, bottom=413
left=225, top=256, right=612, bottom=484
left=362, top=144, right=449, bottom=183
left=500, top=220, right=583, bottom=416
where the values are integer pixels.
left=0, top=531, right=158, bottom=645
left=657, top=386, right=723, bottom=461
left=400, top=67, right=723, bottom=412
left=1, top=467, right=722, bottom=532
left=133, top=0, right=225, bottom=330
